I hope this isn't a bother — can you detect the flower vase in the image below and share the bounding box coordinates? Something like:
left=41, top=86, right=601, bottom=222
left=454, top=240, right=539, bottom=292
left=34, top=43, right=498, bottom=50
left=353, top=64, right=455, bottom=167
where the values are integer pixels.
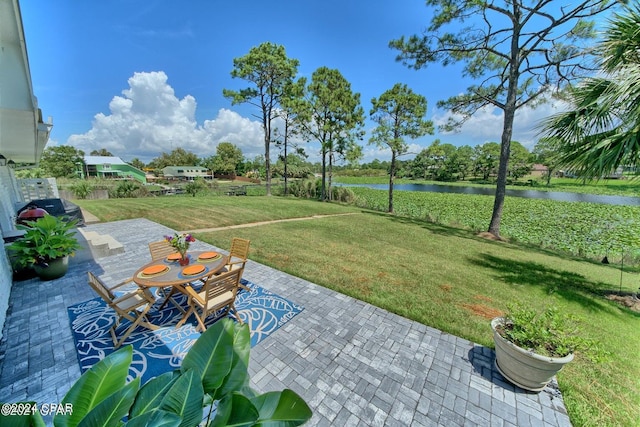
left=179, top=254, right=189, bottom=266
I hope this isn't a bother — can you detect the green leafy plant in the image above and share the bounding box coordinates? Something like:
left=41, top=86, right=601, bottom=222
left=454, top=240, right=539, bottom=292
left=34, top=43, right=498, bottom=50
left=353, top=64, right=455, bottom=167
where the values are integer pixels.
left=185, top=178, right=208, bottom=197
left=331, top=186, right=356, bottom=203
left=45, top=318, right=311, bottom=426
left=69, top=180, right=94, bottom=199
left=288, top=178, right=321, bottom=199
left=495, top=303, right=598, bottom=358
left=7, top=214, right=81, bottom=269
left=112, top=180, right=142, bottom=198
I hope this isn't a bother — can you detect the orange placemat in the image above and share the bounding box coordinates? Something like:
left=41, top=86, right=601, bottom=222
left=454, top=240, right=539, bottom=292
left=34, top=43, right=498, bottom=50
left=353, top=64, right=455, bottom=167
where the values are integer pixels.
left=182, top=265, right=205, bottom=276
left=198, top=251, right=219, bottom=260
left=167, top=253, right=182, bottom=261
left=142, top=264, right=169, bottom=275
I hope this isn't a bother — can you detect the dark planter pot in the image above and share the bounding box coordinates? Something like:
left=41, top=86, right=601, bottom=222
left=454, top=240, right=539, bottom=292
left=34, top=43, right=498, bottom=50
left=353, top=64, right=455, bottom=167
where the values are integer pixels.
left=33, top=256, right=69, bottom=281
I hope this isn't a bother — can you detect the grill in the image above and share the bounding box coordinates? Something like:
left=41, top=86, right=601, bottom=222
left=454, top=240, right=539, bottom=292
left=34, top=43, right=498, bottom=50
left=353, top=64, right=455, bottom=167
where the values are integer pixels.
left=16, top=206, right=48, bottom=226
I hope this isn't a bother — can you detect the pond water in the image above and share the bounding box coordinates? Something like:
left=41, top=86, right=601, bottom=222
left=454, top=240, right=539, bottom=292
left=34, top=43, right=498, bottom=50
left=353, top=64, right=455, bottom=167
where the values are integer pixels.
left=340, top=183, right=640, bottom=206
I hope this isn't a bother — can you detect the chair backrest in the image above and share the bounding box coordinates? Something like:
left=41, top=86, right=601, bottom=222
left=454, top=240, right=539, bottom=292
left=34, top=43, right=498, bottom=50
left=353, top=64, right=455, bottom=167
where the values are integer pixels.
left=200, top=268, right=243, bottom=312
left=229, top=237, right=250, bottom=262
left=148, top=240, right=176, bottom=261
left=87, top=272, right=117, bottom=303
left=88, top=272, right=154, bottom=311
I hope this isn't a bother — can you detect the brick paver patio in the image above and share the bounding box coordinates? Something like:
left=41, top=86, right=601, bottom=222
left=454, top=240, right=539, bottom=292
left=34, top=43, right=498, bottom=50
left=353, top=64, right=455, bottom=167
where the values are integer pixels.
left=0, top=218, right=572, bottom=426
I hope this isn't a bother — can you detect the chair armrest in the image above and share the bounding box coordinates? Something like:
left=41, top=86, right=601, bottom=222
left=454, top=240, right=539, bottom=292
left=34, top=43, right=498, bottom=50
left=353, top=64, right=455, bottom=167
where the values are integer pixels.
left=184, top=285, right=205, bottom=305
left=109, top=278, right=136, bottom=290
left=140, top=287, right=157, bottom=302
left=112, top=289, right=146, bottom=305
left=227, top=257, right=246, bottom=267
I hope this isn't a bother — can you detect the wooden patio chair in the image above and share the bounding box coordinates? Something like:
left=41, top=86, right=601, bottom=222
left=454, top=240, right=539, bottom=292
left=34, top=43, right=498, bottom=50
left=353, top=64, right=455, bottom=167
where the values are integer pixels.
left=176, top=268, right=243, bottom=332
left=226, top=237, right=251, bottom=271
left=87, top=272, right=159, bottom=348
left=218, top=237, right=250, bottom=291
left=148, top=239, right=177, bottom=260
left=148, top=240, right=179, bottom=298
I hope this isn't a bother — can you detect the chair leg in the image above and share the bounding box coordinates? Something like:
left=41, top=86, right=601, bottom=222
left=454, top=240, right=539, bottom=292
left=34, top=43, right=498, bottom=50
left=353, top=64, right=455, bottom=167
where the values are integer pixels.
left=158, top=287, right=177, bottom=309
left=118, top=311, right=158, bottom=331
left=158, top=288, right=185, bottom=313
left=109, top=326, right=119, bottom=347
left=229, top=303, right=243, bottom=324
left=138, top=315, right=159, bottom=331
left=113, top=305, right=155, bottom=348
left=193, top=309, right=207, bottom=332
left=176, top=306, right=195, bottom=328
left=175, top=305, right=206, bottom=332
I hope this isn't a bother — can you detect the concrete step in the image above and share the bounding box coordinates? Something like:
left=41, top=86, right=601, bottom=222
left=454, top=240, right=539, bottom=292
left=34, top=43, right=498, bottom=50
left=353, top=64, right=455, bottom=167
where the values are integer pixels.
left=78, top=229, right=124, bottom=258
left=79, top=230, right=100, bottom=241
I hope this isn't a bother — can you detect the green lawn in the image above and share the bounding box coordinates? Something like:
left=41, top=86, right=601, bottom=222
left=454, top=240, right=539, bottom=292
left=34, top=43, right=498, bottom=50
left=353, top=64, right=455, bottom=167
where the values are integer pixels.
left=76, top=196, right=640, bottom=426
left=76, top=196, right=362, bottom=231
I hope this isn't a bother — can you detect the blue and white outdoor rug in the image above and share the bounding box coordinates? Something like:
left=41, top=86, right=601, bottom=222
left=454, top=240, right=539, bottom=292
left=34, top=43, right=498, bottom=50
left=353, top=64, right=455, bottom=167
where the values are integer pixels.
left=67, top=279, right=303, bottom=384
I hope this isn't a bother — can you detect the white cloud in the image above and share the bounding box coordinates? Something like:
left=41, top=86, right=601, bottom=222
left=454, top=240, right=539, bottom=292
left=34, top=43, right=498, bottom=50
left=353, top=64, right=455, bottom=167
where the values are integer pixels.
left=67, top=71, right=263, bottom=162
left=201, top=109, right=263, bottom=158
left=432, top=98, right=569, bottom=149
left=65, top=71, right=571, bottom=166
left=353, top=141, right=424, bottom=164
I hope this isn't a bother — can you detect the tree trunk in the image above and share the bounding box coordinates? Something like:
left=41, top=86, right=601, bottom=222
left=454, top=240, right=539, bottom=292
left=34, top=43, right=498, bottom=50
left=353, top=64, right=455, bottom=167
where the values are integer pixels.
left=488, top=32, right=520, bottom=237
left=488, top=91, right=518, bottom=238
left=488, top=132, right=512, bottom=237
left=283, top=122, right=289, bottom=196
left=263, top=109, right=272, bottom=196
left=321, top=148, right=327, bottom=201
left=488, top=136, right=515, bottom=237
left=328, top=151, right=334, bottom=202
left=389, top=150, right=396, bottom=213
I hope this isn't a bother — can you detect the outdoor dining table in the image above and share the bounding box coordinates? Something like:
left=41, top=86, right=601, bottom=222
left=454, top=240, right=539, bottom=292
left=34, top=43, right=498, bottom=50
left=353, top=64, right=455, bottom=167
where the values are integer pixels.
left=133, top=250, right=228, bottom=323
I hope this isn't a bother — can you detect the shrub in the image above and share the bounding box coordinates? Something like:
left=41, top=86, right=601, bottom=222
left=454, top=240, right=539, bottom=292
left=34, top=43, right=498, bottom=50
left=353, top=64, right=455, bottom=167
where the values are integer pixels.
left=331, top=186, right=356, bottom=203
left=289, top=179, right=321, bottom=199
left=69, top=180, right=93, bottom=199
left=185, top=179, right=207, bottom=197
left=111, top=180, right=142, bottom=198
left=495, top=303, right=604, bottom=359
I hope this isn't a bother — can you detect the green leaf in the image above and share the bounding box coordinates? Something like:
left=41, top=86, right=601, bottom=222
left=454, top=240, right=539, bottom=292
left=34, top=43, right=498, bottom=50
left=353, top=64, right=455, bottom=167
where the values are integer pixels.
left=251, top=389, right=313, bottom=426
left=211, top=322, right=251, bottom=400
left=55, top=346, right=133, bottom=427
left=210, top=393, right=258, bottom=427
left=0, top=403, right=46, bottom=427
left=77, top=377, right=139, bottom=427
left=181, top=318, right=234, bottom=394
left=123, top=409, right=181, bottom=427
left=159, top=369, right=204, bottom=427
left=130, top=371, right=181, bottom=417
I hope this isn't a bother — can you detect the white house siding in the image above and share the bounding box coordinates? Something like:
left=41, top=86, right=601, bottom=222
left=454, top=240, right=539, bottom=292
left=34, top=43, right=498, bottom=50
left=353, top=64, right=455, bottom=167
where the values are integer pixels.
left=0, top=166, right=21, bottom=230
left=0, top=247, right=10, bottom=343
left=0, top=165, right=21, bottom=340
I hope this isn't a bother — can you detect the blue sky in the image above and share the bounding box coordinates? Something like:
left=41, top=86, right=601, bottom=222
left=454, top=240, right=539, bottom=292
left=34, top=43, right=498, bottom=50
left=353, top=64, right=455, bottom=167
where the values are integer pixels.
left=20, top=1, right=582, bottom=164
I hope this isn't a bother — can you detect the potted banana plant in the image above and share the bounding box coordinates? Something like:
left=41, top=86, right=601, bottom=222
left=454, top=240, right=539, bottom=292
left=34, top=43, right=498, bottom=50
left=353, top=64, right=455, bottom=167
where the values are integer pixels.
left=491, top=303, right=594, bottom=392
left=7, top=214, right=82, bottom=280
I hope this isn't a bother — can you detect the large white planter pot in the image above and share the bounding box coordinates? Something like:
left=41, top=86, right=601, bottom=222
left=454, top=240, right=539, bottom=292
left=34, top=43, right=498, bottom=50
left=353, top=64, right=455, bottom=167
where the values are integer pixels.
left=491, top=317, right=573, bottom=392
